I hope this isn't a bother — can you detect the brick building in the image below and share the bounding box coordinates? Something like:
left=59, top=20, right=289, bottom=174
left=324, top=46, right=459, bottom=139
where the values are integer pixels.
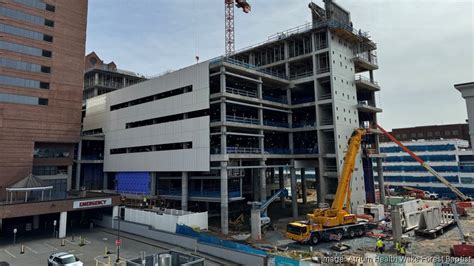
left=380, top=124, right=469, bottom=145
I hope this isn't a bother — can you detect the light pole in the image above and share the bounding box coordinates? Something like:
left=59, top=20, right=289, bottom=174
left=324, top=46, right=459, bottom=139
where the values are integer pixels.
left=116, top=206, right=122, bottom=263
left=13, top=228, right=17, bottom=244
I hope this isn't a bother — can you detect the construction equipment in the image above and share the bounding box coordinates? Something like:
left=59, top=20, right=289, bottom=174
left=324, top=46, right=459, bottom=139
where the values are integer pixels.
left=249, top=188, right=288, bottom=240
left=450, top=202, right=474, bottom=257
left=287, top=128, right=370, bottom=245
left=224, top=0, right=251, bottom=55
left=376, top=124, right=471, bottom=202
left=403, top=186, right=439, bottom=200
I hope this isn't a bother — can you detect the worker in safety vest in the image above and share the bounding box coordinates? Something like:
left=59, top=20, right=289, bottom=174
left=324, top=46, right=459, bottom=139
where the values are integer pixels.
left=395, top=242, right=401, bottom=252
left=376, top=238, right=385, bottom=253
left=399, top=244, right=406, bottom=256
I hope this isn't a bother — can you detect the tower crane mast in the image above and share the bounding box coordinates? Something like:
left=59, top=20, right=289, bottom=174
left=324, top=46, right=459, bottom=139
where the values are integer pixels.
left=225, top=0, right=251, bottom=56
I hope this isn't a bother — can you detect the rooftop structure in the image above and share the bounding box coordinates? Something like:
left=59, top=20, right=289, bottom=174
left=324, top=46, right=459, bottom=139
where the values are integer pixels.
left=82, top=0, right=383, bottom=234
left=379, top=123, right=470, bottom=145
left=455, top=82, right=474, bottom=145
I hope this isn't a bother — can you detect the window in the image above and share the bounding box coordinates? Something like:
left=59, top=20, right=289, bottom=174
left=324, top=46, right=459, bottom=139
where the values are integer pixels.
left=0, top=40, right=52, bottom=58
left=434, top=131, right=441, bottom=137
left=452, top=130, right=459, bottom=135
left=402, top=134, right=407, bottom=139
left=0, top=57, right=50, bottom=73
left=427, top=132, right=433, bottom=137
left=0, top=23, right=53, bottom=42
left=0, top=7, right=54, bottom=27
left=445, top=130, right=451, bottom=136
left=14, top=0, right=55, bottom=12
left=111, top=85, right=192, bottom=111
left=0, top=92, right=48, bottom=105
left=110, top=141, right=193, bottom=155
left=410, top=133, right=416, bottom=138
left=417, top=132, right=423, bottom=138
left=126, top=109, right=209, bottom=129
left=0, top=75, right=49, bottom=90
left=34, top=146, right=70, bottom=158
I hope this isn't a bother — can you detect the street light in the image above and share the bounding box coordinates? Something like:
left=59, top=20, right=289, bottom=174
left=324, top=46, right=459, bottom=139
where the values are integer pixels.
left=13, top=228, right=17, bottom=244
left=53, top=220, right=57, bottom=238
left=116, top=205, right=122, bottom=263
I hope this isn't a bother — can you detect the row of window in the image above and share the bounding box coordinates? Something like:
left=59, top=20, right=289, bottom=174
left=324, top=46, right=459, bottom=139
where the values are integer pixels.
left=110, top=85, right=193, bottom=111
left=0, top=57, right=50, bottom=73
left=0, top=6, right=54, bottom=27
left=384, top=175, right=459, bottom=183
left=0, top=40, right=52, bottom=57
left=110, top=141, right=192, bottom=155
left=126, top=109, right=209, bottom=129
left=34, top=147, right=70, bottom=158
left=380, top=144, right=456, bottom=153
left=0, top=92, right=48, bottom=105
left=395, top=130, right=460, bottom=139
left=32, top=166, right=66, bottom=176
left=0, top=74, right=49, bottom=89
left=14, top=0, right=55, bottom=12
left=384, top=154, right=456, bottom=163
left=0, top=23, right=53, bottom=42
left=383, top=165, right=460, bottom=173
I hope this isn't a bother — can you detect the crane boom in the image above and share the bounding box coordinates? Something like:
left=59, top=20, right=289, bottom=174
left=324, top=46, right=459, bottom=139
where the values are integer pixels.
left=332, top=128, right=366, bottom=211
left=376, top=124, right=471, bottom=201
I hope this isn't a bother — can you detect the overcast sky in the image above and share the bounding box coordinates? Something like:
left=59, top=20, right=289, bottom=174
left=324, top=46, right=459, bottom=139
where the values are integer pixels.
left=86, top=0, right=474, bottom=130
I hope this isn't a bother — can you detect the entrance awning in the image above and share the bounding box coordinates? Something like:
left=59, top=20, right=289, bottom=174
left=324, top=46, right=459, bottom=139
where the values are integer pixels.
left=6, top=174, right=53, bottom=203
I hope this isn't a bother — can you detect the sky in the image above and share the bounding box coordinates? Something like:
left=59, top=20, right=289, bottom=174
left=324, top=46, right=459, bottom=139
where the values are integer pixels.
left=86, top=0, right=474, bottom=130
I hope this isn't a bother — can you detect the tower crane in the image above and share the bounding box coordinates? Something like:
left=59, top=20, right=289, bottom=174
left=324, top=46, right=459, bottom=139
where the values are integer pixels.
left=225, top=0, right=251, bottom=56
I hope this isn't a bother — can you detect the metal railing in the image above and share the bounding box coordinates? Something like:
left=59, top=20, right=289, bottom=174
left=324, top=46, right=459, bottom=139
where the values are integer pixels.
left=159, top=188, right=241, bottom=198
left=226, top=115, right=260, bottom=125
left=319, top=118, right=334, bottom=126
left=355, top=52, right=378, bottom=65
left=262, top=95, right=288, bottom=104
left=264, top=148, right=291, bottom=154
left=316, top=67, right=330, bottom=74
left=292, top=121, right=316, bottom=128
left=355, top=75, right=378, bottom=86
left=263, top=120, right=290, bottom=128
left=316, top=42, right=328, bottom=50
left=358, top=100, right=377, bottom=107
left=227, top=147, right=261, bottom=154
left=289, top=70, right=313, bottom=80
left=318, top=93, right=332, bottom=100
left=226, top=87, right=257, bottom=98
left=293, top=147, right=319, bottom=154
left=292, top=96, right=315, bottom=105
left=210, top=57, right=287, bottom=79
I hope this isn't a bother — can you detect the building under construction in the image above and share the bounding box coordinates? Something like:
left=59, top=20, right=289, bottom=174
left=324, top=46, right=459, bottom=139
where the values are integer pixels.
left=82, top=0, right=383, bottom=233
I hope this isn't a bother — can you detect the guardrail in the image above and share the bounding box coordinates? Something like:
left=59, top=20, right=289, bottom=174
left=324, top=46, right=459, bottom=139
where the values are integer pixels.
left=263, top=120, right=290, bottom=128
left=226, top=115, right=260, bottom=125
left=316, top=67, right=330, bottom=74
left=293, top=147, right=318, bottom=154
left=264, top=148, right=291, bottom=154
left=289, top=70, right=313, bottom=80
left=226, top=87, right=257, bottom=98
left=262, top=95, right=288, bottom=104
left=355, top=52, right=378, bottom=65
left=318, top=93, right=332, bottom=100
left=292, top=121, right=316, bottom=128
left=292, top=96, right=315, bottom=105
left=355, top=75, right=378, bottom=85
left=227, top=147, right=261, bottom=154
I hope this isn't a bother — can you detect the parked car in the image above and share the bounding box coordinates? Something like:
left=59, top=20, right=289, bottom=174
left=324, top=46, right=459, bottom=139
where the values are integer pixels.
left=47, top=252, right=83, bottom=266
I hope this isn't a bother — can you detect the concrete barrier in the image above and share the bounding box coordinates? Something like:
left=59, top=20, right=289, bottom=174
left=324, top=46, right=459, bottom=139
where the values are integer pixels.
left=197, top=242, right=266, bottom=266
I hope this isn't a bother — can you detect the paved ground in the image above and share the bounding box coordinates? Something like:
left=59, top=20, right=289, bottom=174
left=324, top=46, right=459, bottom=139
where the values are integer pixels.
left=0, top=228, right=235, bottom=265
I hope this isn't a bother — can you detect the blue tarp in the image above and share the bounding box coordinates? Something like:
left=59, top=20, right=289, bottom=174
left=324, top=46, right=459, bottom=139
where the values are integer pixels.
left=175, top=224, right=266, bottom=256
left=116, top=172, right=150, bottom=195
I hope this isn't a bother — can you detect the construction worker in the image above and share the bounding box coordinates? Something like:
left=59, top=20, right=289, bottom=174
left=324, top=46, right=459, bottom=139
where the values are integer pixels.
left=395, top=241, right=401, bottom=252
left=399, top=244, right=406, bottom=256
left=376, top=238, right=385, bottom=253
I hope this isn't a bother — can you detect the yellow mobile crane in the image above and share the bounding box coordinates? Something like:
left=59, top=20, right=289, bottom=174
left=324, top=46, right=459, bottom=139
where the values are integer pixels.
left=286, top=128, right=368, bottom=245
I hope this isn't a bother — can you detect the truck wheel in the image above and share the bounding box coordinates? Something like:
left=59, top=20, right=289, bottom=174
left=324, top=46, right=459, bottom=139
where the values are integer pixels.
left=357, top=228, right=365, bottom=237
left=335, top=230, right=343, bottom=240
left=348, top=229, right=356, bottom=238
left=310, top=233, right=320, bottom=245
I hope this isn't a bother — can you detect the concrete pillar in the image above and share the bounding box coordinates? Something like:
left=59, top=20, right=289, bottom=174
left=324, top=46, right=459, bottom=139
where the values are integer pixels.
left=66, top=165, right=73, bottom=191
left=279, top=167, right=285, bottom=208
left=181, top=172, right=188, bottom=211
left=455, top=82, right=474, bottom=146
left=260, top=163, right=266, bottom=202
left=290, top=164, right=298, bottom=218
left=59, top=211, right=67, bottom=238
left=301, top=168, right=307, bottom=204
left=391, top=206, right=403, bottom=243
left=250, top=209, right=261, bottom=240
left=75, top=140, right=82, bottom=190
left=112, top=206, right=119, bottom=228
left=150, top=172, right=157, bottom=196
left=220, top=161, right=229, bottom=235
left=103, top=172, right=109, bottom=190
left=33, top=215, right=39, bottom=230
left=252, top=169, right=259, bottom=201
left=94, top=72, right=99, bottom=85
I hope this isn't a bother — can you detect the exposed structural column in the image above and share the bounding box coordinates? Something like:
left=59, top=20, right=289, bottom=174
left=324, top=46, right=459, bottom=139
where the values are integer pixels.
left=257, top=77, right=266, bottom=202
left=220, top=66, right=227, bottom=155
left=279, top=167, right=285, bottom=208
left=181, top=172, right=188, bottom=211
left=220, top=161, right=229, bottom=235
left=75, top=140, right=82, bottom=190
left=59, top=211, right=67, bottom=238
left=301, top=168, right=307, bottom=204
left=290, top=161, right=298, bottom=218
left=375, top=136, right=385, bottom=205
